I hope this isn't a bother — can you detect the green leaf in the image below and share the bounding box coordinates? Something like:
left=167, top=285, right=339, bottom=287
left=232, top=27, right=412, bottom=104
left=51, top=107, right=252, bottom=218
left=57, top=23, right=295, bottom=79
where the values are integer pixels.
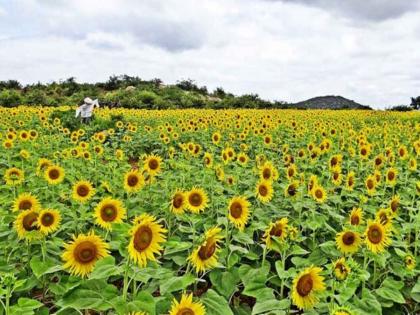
left=9, top=298, right=43, bottom=315
left=30, top=256, right=62, bottom=279
left=160, top=274, right=196, bottom=295
left=376, top=286, right=405, bottom=304
left=209, top=269, right=240, bottom=298
left=202, top=289, right=234, bottom=315
left=164, top=240, right=192, bottom=255
left=89, top=256, right=121, bottom=280
left=289, top=245, right=309, bottom=256
left=252, top=299, right=289, bottom=315
left=354, top=288, right=382, bottom=315
left=411, top=280, right=420, bottom=302
left=238, top=265, right=273, bottom=300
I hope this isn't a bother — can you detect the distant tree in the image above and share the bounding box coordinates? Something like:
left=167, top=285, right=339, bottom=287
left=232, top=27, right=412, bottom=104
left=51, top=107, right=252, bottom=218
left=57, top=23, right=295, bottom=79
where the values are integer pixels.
left=213, top=87, right=226, bottom=98
left=410, top=96, right=420, bottom=110
left=0, top=89, right=22, bottom=107
left=0, top=80, right=22, bottom=90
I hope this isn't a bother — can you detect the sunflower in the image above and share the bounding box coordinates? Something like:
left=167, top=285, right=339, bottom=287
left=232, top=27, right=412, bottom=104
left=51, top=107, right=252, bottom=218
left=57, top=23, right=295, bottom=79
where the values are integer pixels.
left=72, top=180, right=95, bottom=203
left=349, top=207, right=363, bottom=226
left=124, top=170, right=144, bottom=193
left=405, top=254, right=416, bottom=270
left=365, top=175, right=376, bottom=195
left=345, top=171, right=355, bottom=191
left=4, top=167, right=24, bottom=186
left=307, top=175, right=318, bottom=195
left=376, top=208, right=393, bottom=228
left=329, top=154, right=343, bottom=170
left=286, top=164, right=297, bottom=180
left=227, top=196, right=250, bottom=230
left=365, top=220, right=391, bottom=253
left=385, top=167, right=398, bottom=186
left=331, top=169, right=342, bottom=186
left=408, top=157, right=417, bottom=171
left=3, top=139, right=14, bottom=149
left=37, top=209, right=61, bottom=235
left=389, top=195, right=400, bottom=215
left=188, top=227, right=223, bottom=273
left=14, top=209, right=42, bottom=240
left=311, top=185, right=327, bottom=203
left=170, top=190, right=187, bottom=214
left=335, top=230, right=361, bottom=254
left=237, top=152, right=249, bottom=166
left=263, top=218, right=288, bottom=249
left=331, top=306, right=355, bottom=315
left=128, top=214, right=167, bottom=267
left=212, top=131, right=221, bottom=144
left=62, top=232, right=109, bottom=277
left=333, top=257, right=350, bottom=281
left=94, top=198, right=126, bottom=230
left=143, top=154, right=163, bottom=176
left=186, top=187, right=208, bottom=213
left=168, top=293, right=205, bottom=315
left=260, top=162, right=279, bottom=182
left=12, top=193, right=40, bottom=212
left=44, top=165, right=65, bottom=185
left=256, top=179, right=274, bottom=203
left=203, top=152, right=213, bottom=168
left=291, top=266, right=325, bottom=310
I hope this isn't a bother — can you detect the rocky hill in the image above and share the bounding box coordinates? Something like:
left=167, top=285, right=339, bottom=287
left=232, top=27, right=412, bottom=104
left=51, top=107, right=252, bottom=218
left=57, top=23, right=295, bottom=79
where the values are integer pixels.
left=292, top=95, right=371, bottom=110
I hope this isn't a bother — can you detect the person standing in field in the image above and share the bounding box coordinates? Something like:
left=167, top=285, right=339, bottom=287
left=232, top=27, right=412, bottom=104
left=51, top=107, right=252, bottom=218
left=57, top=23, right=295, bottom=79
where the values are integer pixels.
left=75, top=97, right=100, bottom=124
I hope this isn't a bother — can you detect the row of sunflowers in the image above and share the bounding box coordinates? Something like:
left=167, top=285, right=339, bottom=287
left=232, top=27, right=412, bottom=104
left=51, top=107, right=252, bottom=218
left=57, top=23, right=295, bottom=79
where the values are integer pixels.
left=0, top=106, right=419, bottom=315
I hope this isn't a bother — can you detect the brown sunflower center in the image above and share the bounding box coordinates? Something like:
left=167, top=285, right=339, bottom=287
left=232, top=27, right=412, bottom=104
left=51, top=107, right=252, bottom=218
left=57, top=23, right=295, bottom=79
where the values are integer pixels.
left=77, top=185, right=89, bottom=197
left=391, top=200, right=398, bottom=212
left=230, top=201, right=243, bottom=219
left=270, top=224, right=283, bottom=237
left=296, top=274, right=313, bottom=297
left=19, top=200, right=33, bottom=210
left=315, top=189, right=323, bottom=199
left=22, top=212, right=39, bottom=231
left=375, top=157, right=382, bottom=166
left=263, top=168, right=271, bottom=179
left=133, top=226, right=153, bottom=251
left=198, top=241, right=216, bottom=260
left=148, top=159, right=159, bottom=170
left=189, top=193, right=202, bottom=207
left=348, top=177, right=354, bottom=186
left=49, top=169, right=60, bottom=180
left=331, top=157, right=338, bottom=166
left=41, top=213, right=54, bottom=227
left=74, top=241, right=97, bottom=263
left=177, top=308, right=194, bottom=315
left=387, top=171, right=395, bottom=181
left=367, top=179, right=374, bottom=189
left=367, top=226, right=382, bottom=244
left=172, top=194, right=184, bottom=209
left=350, top=215, right=360, bottom=225
left=259, top=184, right=268, bottom=196
left=100, top=205, right=117, bottom=222
left=288, top=185, right=297, bottom=196
left=342, top=232, right=355, bottom=245
left=127, top=174, right=139, bottom=187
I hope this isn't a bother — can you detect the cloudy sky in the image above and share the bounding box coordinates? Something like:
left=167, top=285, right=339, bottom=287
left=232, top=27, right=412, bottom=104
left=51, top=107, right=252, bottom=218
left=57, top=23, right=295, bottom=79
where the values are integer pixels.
left=1, top=0, right=420, bottom=108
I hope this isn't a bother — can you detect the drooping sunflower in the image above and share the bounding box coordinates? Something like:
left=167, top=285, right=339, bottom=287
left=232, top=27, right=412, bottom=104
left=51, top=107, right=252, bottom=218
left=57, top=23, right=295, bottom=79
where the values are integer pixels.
left=62, top=232, right=109, bottom=277
left=72, top=180, right=95, bottom=203
left=311, top=185, right=327, bottom=203
left=12, top=193, right=40, bottom=212
left=365, top=175, right=377, bottom=195
left=94, top=197, right=126, bottom=230
left=37, top=209, right=61, bottom=235
left=291, top=266, right=325, bottom=310
left=365, top=220, right=391, bottom=253
left=188, top=226, right=223, bottom=273
left=128, top=214, right=167, bottom=267
left=143, top=154, right=163, bottom=176
left=307, top=175, right=318, bottom=195
left=14, top=209, right=42, bottom=240
left=168, top=293, right=206, bottom=315
left=170, top=190, right=187, bottom=214
left=44, top=165, right=65, bottom=185
left=203, top=152, right=213, bottom=168
left=345, top=171, right=355, bottom=191
left=349, top=207, right=363, bottom=226
left=376, top=208, right=393, bottom=228
left=333, top=257, right=351, bottom=281
left=335, top=229, right=361, bottom=254
left=123, top=170, right=144, bottom=193
left=4, top=167, right=24, bottom=186
left=36, top=158, right=52, bottom=176
left=263, top=218, right=288, bottom=249
left=385, top=167, right=398, bottom=187
left=227, top=196, right=251, bottom=230
left=186, top=187, right=208, bottom=213
left=256, top=179, right=274, bottom=203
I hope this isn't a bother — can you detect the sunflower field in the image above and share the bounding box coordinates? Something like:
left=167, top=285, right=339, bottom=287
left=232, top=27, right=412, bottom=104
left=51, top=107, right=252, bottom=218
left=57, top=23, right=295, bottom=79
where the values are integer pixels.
left=0, top=106, right=419, bottom=315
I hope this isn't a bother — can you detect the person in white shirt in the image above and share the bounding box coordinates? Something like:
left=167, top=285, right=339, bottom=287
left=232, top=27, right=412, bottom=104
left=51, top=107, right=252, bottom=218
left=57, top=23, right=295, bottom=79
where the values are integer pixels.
left=75, top=97, right=100, bottom=124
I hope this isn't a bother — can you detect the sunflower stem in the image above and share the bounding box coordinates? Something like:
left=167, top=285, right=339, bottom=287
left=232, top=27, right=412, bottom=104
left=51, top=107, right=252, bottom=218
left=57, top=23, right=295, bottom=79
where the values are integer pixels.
left=122, top=258, right=130, bottom=301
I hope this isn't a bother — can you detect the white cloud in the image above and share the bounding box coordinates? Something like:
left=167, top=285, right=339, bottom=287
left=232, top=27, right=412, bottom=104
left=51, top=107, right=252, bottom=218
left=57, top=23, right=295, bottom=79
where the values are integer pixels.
left=0, top=0, right=420, bottom=108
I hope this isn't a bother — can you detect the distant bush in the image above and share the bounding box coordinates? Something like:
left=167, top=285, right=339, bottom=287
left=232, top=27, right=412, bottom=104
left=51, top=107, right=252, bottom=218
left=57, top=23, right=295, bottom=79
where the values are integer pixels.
left=0, top=89, right=22, bottom=107
left=387, top=105, right=413, bottom=112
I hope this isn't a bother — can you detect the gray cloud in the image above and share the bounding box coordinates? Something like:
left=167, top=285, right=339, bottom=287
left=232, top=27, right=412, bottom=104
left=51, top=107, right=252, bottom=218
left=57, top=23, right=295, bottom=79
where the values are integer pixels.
left=271, top=0, right=420, bottom=22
